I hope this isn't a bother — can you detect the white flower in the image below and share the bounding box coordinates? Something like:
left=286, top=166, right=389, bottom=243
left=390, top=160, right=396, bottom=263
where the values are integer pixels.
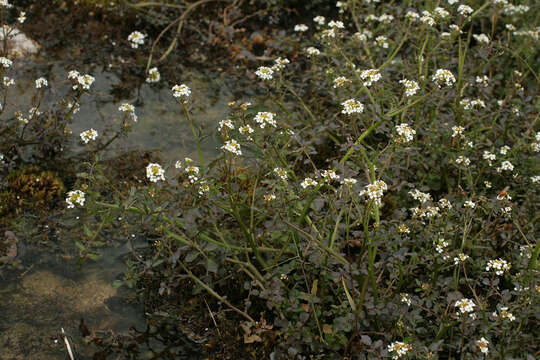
left=460, top=98, right=485, bottom=110
left=455, top=298, right=475, bottom=315
left=0, top=0, right=13, bottom=8
left=420, top=14, right=436, bottom=26
left=80, top=129, right=98, bottom=144
left=438, top=198, right=452, bottom=210
left=473, top=33, right=490, bottom=44
left=360, top=180, right=388, bottom=206
left=464, top=200, right=476, bottom=209
left=455, top=156, right=470, bottom=166
left=306, top=47, right=321, bottom=56
left=77, top=74, right=95, bottom=90
left=447, top=0, right=459, bottom=4
left=273, top=57, right=290, bottom=71
left=172, top=84, right=191, bottom=98
left=300, top=177, right=318, bottom=189
left=476, top=338, right=489, bottom=354
left=486, top=258, right=511, bottom=276
left=320, top=169, right=339, bottom=182
left=400, top=79, right=419, bottom=97
left=239, top=125, right=254, bottom=137
left=432, top=69, right=456, bottom=87
left=395, top=123, right=416, bottom=143
left=483, top=151, right=496, bottom=165
left=294, top=24, right=308, bottom=32
left=254, top=112, right=277, bottom=128
left=146, top=67, right=160, bottom=83
left=476, top=75, right=489, bottom=86
left=342, top=178, right=357, bottom=186
left=400, top=293, right=412, bottom=306
left=146, top=163, right=165, bottom=182
left=255, top=66, right=274, bottom=80
left=497, top=160, right=514, bottom=173
left=409, top=189, right=432, bottom=203
left=313, top=16, right=325, bottom=25
left=457, top=5, right=473, bottom=15
left=341, top=99, right=364, bottom=115
left=452, top=126, right=465, bottom=138
left=3, top=76, right=14, bottom=87
left=274, top=167, right=288, bottom=180
left=387, top=341, right=413, bottom=359
left=405, top=10, right=420, bottom=20
left=67, top=102, right=80, bottom=114
left=333, top=76, right=350, bottom=88
left=17, top=11, right=26, bottom=23
left=66, top=190, right=85, bottom=208
left=35, top=77, right=48, bottom=88
left=434, top=7, right=450, bottom=18
left=128, top=31, right=146, bottom=48
left=68, top=70, right=80, bottom=80
left=119, top=103, right=137, bottom=122
left=375, top=35, right=389, bottom=48
left=358, top=69, right=381, bottom=87
left=435, top=238, right=449, bottom=253
left=0, top=57, right=12, bottom=68
left=328, top=20, right=344, bottom=29
left=198, top=183, right=210, bottom=195
left=454, top=253, right=470, bottom=264
left=499, top=145, right=510, bottom=155
left=218, top=119, right=234, bottom=131
left=221, top=139, right=242, bottom=155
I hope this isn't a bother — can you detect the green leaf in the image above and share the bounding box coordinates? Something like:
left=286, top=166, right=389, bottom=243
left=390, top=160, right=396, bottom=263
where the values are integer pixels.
left=206, top=258, right=218, bottom=273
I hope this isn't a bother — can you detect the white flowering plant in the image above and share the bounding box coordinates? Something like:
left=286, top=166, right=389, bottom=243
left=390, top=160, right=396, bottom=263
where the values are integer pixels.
left=28, top=0, right=539, bottom=358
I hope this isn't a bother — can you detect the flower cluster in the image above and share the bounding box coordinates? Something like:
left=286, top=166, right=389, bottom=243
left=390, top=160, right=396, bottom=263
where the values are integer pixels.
left=172, top=84, right=191, bottom=99
left=432, top=69, right=456, bottom=87
left=255, top=66, right=274, bottom=80
left=221, top=139, right=242, bottom=155
left=128, top=31, right=146, bottom=48
left=486, top=258, right=511, bottom=276
left=341, top=99, right=364, bottom=114
left=119, top=103, right=137, bottom=122
left=80, top=129, right=98, bottom=144
left=455, top=298, right=476, bottom=316
left=35, top=77, right=48, bottom=88
left=146, top=163, right=165, bottom=182
left=66, top=190, right=85, bottom=208
left=359, top=180, right=388, bottom=206
left=146, top=67, right=160, bottom=83
left=387, top=341, right=413, bottom=359
left=254, top=112, right=277, bottom=128
left=476, top=338, right=489, bottom=355
left=68, top=71, right=95, bottom=90
left=300, top=177, right=318, bottom=189
left=395, top=123, right=416, bottom=143
left=358, top=69, right=381, bottom=87
left=399, top=79, right=419, bottom=97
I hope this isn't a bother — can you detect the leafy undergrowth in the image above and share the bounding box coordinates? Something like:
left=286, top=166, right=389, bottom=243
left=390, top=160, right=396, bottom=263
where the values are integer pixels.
left=73, top=0, right=539, bottom=359
left=2, top=0, right=539, bottom=359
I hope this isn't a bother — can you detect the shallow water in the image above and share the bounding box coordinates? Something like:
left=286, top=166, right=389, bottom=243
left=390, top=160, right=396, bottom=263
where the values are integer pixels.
left=7, top=58, right=237, bottom=162
left=0, top=243, right=145, bottom=359
left=1, top=50, right=237, bottom=358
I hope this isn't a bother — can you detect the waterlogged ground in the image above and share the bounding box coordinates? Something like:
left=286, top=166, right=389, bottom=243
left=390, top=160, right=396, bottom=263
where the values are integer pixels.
left=7, top=57, right=238, bottom=162
left=1, top=41, right=240, bottom=358
left=0, top=247, right=143, bottom=359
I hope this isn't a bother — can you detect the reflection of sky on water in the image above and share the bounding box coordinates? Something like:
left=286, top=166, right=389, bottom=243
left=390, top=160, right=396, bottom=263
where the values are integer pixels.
left=6, top=59, right=236, bottom=162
